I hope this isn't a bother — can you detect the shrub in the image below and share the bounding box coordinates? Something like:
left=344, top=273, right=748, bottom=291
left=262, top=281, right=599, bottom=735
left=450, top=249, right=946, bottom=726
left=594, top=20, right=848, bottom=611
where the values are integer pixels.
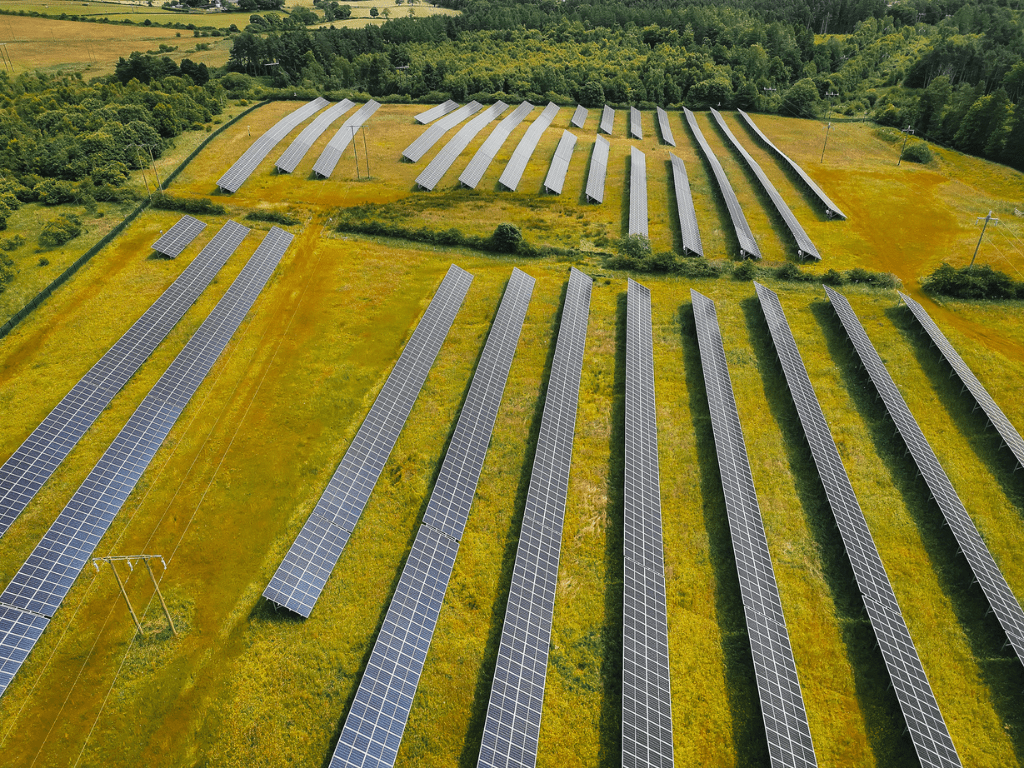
left=901, top=142, right=933, bottom=163
left=677, top=258, right=724, bottom=279
left=35, top=178, right=77, bottom=205
left=244, top=210, right=300, bottom=226
left=151, top=192, right=226, bottom=215
left=489, top=223, right=524, bottom=254
left=39, top=213, right=83, bottom=248
left=0, top=253, right=15, bottom=294
left=1, top=234, right=25, bottom=252
left=773, top=262, right=810, bottom=282
left=38, top=257, right=49, bottom=267
left=922, top=262, right=1024, bottom=300
left=733, top=260, right=759, bottom=280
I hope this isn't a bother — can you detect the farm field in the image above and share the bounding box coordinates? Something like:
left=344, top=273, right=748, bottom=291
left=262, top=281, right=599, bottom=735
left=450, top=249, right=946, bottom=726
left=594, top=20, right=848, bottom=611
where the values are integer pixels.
left=0, top=101, right=1022, bottom=768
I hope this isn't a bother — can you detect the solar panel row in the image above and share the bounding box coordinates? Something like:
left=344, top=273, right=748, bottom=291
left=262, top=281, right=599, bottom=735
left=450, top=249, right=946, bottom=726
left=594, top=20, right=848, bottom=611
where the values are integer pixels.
left=329, top=269, right=535, bottom=768
left=275, top=99, right=355, bottom=174
left=570, top=105, right=588, bottom=128
left=684, top=109, right=761, bottom=259
left=824, top=286, right=1024, bottom=666
left=460, top=102, right=535, bottom=189
left=669, top=154, right=703, bottom=257
left=217, top=98, right=328, bottom=192
left=755, top=283, right=962, bottom=768
left=263, top=265, right=474, bottom=618
left=499, top=102, right=560, bottom=192
left=477, top=268, right=592, bottom=768
left=629, top=147, right=649, bottom=238
left=585, top=135, right=610, bottom=204
left=403, top=102, right=482, bottom=163
left=622, top=279, right=674, bottom=768
left=656, top=108, right=676, bottom=147
left=0, top=220, right=249, bottom=541
left=691, top=289, right=817, bottom=768
left=630, top=107, right=643, bottom=139
left=415, top=100, right=459, bottom=124
left=312, top=100, right=381, bottom=179
left=737, top=110, right=846, bottom=220
left=151, top=214, right=206, bottom=259
left=417, top=102, right=509, bottom=191
left=0, top=227, right=293, bottom=697
left=710, top=110, right=820, bottom=261
left=601, top=105, right=615, bottom=135
left=543, top=131, right=577, bottom=195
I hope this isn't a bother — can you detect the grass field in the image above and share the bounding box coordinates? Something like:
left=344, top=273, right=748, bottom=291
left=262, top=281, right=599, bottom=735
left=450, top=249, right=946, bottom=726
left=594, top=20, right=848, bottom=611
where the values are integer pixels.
left=0, top=102, right=1023, bottom=767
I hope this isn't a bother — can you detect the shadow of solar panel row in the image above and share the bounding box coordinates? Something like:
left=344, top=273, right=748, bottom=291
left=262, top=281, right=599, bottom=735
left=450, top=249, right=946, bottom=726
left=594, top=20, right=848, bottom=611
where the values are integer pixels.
left=824, top=286, right=1024, bottom=665
left=629, top=107, right=643, bottom=139
left=586, top=135, right=610, bottom=204
left=755, top=283, right=962, bottom=768
left=684, top=109, right=761, bottom=259
left=460, top=102, right=535, bottom=189
left=899, top=291, right=1024, bottom=471
left=601, top=105, right=615, bottom=135
left=217, top=98, right=328, bottom=192
left=417, top=102, right=509, bottom=191
left=151, top=214, right=206, bottom=258
left=330, top=269, right=534, bottom=768
left=477, top=268, right=592, bottom=768
left=622, top=279, right=674, bottom=768
left=669, top=154, right=703, bottom=257
left=629, top=147, right=649, bottom=238
left=0, top=220, right=248, bottom=541
left=737, top=110, right=846, bottom=220
left=262, top=265, right=474, bottom=618
left=403, top=102, right=482, bottom=162
left=415, top=99, right=458, bottom=124
left=710, top=110, right=820, bottom=261
left=570, top=105, right=588, bottom=128
left=691, top=289, right=817, bottom=768
left=499, top=102, right=559, bottom=192
left=275, top=99, right=355, bottom=173
left=543, top=131, right=577, bottom=195
left=656, top=108, right=676, bottom=147
left=0, top=227, right=292, bottom=697
left=312, top=100, right=381, bottom=179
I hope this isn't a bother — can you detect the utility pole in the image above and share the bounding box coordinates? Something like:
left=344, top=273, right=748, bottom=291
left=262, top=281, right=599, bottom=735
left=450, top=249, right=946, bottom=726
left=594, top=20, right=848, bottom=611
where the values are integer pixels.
left=352, top=126, right=361, bottom=180
left=897, top=126, right=915, bottom=166
left=969, top=211, right=1000, bottom=269
left=820, top=91, right=838, bottom=163
left=362, top=126, right=370, bottom=179
left=93, top=555, right=177, bottom=637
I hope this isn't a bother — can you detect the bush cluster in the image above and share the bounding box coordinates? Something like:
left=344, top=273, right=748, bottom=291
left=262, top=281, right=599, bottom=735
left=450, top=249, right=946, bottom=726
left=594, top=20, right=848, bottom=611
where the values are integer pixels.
left=244, top=210, right=301, bottom=226
left=39, top=213, right=83, bottom=249
left=0, top=235, right=25, bottom=252
left=151, top=193, right=226, bottom=216
left=0, top=253, right=14, bottom=294
left=922, top=262, right=1024, bottom=300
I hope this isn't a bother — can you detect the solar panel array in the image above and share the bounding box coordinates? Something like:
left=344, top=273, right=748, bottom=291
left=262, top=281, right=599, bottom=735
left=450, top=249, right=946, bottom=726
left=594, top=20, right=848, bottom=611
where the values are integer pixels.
left=669, top=154, right=703, bottom=257
left=737, top=110, right=846, bottom=219
left=263, top=265, right=474, bottom=618
left=899, top=291, right=1024, bottom=472
left=543, top=131, right=577, bottom=195
left=275, top=99, right=355, bottom=173
left=601, top=105, right=615, bottom=135
left=415, top=100, right=458, bottom=124
left=499, top=102, right=559, bottom=192
left=684, top=108, right=761, bottom=259
left=329, top=269, right=535, bottom=768
left=629, top=147, right=649, bottom=238
left=312, top=100, right=381, bottom=179
left=656, top=108, right=676, bottom=147
left=0, top=226, right=292, bottom=697
left=403, top=102, right=482, bottom=163
left=477, top=268, right=592, bottom=768
left=755, top=283, right=962, bottom=768
left=691, top=289, right=817, bottom=768
left=571, top=105, right=588, bottom=128
left=585, top=135, right=610, bottom=204
left=0, top=220, right=249, bottom=542
left=710, top=110, right=820, bottom=261
left=622, top=279, right=674, bottom=768
left=460, top=102, right=535, bottom=189
left=151, top=214, right=206, bottom=258
left=825, top=286, right=1024, bottom=666
left=630, top=107, right=643, bottom=140
left=217, top=97, right=328, bottom=192
left=417, top=102, right=509, bottom=191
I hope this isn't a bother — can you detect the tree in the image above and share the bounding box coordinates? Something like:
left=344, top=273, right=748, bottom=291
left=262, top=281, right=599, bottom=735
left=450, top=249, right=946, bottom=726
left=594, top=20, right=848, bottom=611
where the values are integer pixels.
left=369, top=6, right=378, bottom=17
left=579, top=80, right=604, bottom=108
left=39, top=213, right=83, bottom=248
left=489, top=223, right=523, bottom=253
left=782, top=78, right=820, bottom=118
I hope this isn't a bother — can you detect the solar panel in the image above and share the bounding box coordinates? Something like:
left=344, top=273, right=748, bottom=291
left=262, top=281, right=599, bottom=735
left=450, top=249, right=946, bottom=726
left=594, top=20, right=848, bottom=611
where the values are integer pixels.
left=585, top=135, right=610, bottom=204
left=669, top=154, right=703, bottom=257
left=710, top=110, right=820, bottom=261
left=477, top=268, right=592, bottom=768
left=601, top=105, right=615, bottom=135
left=329, top=269, right=534, bottom=768
left=275, top=99, right=355, bottom=173
left=683, top=108, right=761, bottom=259
left=737, top=110, right=846, bottom=219
left=0, top=227, right=292, bottom=697
left=622, top=279, right=674, bottom=768
left=263, top=265, right=474, bottom=618
left=570, top=105, right=588, bottom=128
left=217, top=98, right=328, bottom=192
left=543, top=131, right=577, bottom=195
left=629, top=147, right=649, bottom=238
left=755, top=283, right=962, bottom=768
left=312, top=100, right=381, bottom=179
left=824, top=286, right=1024, bottom=666
left=403, top=102, right=482, bottom=163
left=656, top=108, right=676, bottom=147
left=415, top=100, right=459, bottom=124
left=629, top=107, right=643, bottom=140
left=460, top=102, right=535, bottom=189
left=899, top=291, right=1024, bottom=472
left=498, top=102, right=559, bottom=192
left=151, top=214, right=206, bottom=258
left=417, top=102, right=509, bottom=191
left=0, top=220, right=249, bottom=541
left=691, top=289, right=817, bottom=768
